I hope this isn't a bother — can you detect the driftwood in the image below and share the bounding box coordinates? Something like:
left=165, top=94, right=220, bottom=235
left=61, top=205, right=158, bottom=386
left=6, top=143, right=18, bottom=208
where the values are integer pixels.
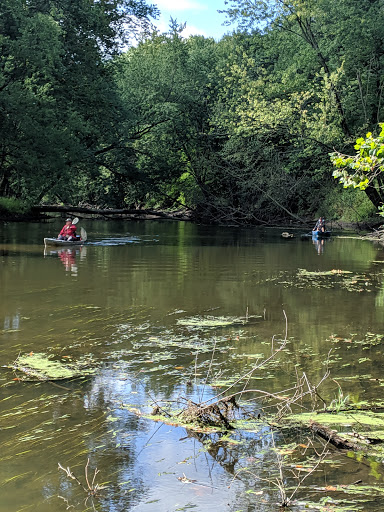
left=179, top=397, right=239, bottom=430
left=31, top=204, right=192, bottom=221
left=310, top=421, right=359, bottom=450
left=309, top=420, right=384, bottom=451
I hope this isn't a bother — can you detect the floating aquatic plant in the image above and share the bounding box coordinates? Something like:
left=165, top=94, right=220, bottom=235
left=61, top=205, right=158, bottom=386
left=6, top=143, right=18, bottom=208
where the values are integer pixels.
left=268, top=268, right=377, bottom=293
left=298, top=269, right=353, bottom=277
left=7, top=352, right=97, bottom=381
left=177, top=315, right=249, bottom=328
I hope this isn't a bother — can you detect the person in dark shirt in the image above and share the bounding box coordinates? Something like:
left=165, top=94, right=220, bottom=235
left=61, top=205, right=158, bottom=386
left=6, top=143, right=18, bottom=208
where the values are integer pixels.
left=313, top=217, right=325, bottom=232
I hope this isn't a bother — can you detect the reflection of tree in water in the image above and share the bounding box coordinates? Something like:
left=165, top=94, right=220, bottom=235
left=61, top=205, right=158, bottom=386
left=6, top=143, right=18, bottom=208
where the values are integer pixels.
left=186, top=429, right=241, bottom=475
left=182, top=426, right=288, bottom=510
left=183, top=424, right=325, bottom=510
left=368, top=248, right=384, bottom=308
left=184, top=423, right=278, bottom=475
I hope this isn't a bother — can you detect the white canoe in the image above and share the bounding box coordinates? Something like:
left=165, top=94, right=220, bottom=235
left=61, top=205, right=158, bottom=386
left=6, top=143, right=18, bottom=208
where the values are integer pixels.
left=44, top=238, right=85, bottom=247
left=44, top=227, right=87, bottom=246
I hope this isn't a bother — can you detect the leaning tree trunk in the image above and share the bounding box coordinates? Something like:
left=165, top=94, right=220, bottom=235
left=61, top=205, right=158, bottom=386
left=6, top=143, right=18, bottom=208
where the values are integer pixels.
left=364, top=184, right=384, bottom=209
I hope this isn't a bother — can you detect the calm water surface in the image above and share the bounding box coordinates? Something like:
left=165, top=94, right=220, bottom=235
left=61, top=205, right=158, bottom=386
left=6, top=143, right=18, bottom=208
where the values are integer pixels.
left=1, top=220, right=384, bottom=511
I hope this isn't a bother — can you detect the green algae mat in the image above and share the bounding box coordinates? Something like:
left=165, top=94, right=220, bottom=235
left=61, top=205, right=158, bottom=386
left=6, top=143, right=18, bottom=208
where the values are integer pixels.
left=288, top=410, right=384, bottom=458
left=6, top=352, right=97, bottom=381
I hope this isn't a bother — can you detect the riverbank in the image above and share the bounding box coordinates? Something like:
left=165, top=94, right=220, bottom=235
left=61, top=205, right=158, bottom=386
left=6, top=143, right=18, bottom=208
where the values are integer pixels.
left=0, top=204, right=193, bottom=223
left=1, top=203, right=382, bottom=231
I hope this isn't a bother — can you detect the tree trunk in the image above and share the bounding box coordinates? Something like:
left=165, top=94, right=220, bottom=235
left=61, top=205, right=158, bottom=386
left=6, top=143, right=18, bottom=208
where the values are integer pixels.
left=364, top=185, right=383, bottom=209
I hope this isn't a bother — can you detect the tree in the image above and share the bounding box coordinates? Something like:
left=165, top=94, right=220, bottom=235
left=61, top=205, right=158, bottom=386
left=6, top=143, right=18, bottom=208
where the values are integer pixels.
left=114, top=24, right=220, bottom=209
left=330, top=126, right=384, bottom=211
left=221, top=0, right=384, bottom=137
left=197, top=29, right=336, bottom=223
left=0, top=0, right=158, bottom=204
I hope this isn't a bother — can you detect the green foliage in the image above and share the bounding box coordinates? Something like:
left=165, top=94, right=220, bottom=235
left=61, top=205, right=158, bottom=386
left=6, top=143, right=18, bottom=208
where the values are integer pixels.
left=329, top=388, right=350, bottom=413
left=0, top=197, right=31, bottom=215
left=2, top=0, right=384, bottom=222
left=331, top=125, right=384, bottom=212
left=114, top=26, right=220, bottom=209
left=322, top=187, right=377, bottom=222
left=217, top=0, right=384, bottom=220
left=331, top=127, right=384, bottom=190
left=0, top=0, right=157, bottom=206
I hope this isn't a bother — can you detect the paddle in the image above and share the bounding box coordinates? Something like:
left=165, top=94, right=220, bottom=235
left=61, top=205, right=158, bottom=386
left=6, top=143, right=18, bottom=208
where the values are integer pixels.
left=72, top=217, right=87, bottom=241
left=80, top=227, right=87, bottom=242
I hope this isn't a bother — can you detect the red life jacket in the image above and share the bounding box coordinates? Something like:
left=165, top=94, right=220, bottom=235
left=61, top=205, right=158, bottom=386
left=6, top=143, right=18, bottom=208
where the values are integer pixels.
left=59, top=224, right=77, bottom=237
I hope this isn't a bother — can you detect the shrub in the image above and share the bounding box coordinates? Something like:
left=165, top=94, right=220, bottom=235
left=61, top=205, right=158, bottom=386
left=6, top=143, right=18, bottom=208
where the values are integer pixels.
left=0, top=197, right=32, bottom=215
left=322, top=187, right=377, bottom=222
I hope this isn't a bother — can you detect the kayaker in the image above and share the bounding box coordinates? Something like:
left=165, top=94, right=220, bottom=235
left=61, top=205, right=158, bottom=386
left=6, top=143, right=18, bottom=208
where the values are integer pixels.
left=58, top=218, right=77, bottom=241
left=313, top=217, right=325, bottom=232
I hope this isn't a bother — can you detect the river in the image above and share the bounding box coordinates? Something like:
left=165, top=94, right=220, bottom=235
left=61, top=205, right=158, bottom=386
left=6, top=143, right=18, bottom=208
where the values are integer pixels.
left=1, top=220, right=384, bottom=511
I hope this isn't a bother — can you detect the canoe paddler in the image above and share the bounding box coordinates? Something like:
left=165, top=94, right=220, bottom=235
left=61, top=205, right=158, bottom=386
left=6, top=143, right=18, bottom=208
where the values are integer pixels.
left=58, top=218, right=77, bottom=241
left=313, top=216, right=325, bottom=233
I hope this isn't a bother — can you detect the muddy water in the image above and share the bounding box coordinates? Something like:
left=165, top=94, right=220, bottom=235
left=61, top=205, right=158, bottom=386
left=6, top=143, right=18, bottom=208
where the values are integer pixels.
left=1, top=220, right=384, bottom=511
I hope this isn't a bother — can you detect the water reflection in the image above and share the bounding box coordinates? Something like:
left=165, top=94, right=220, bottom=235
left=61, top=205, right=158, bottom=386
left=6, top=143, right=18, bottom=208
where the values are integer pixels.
left=76, top=368, right=280, bottom=511
left=312, top=237, right=326, bottom=255
left=58, top=248, right=77, bottom=273
left=2, top=222, right=384, bottom=511
left=3, top=311, right=20, bottom=330
left=91, top=236, right=154, bottom=246
left=43, top=245, right=87, bottom=275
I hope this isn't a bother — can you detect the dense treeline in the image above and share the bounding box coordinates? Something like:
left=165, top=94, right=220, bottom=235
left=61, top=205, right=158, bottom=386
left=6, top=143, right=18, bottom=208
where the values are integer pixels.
left=1, top=0, right=384, bottom=223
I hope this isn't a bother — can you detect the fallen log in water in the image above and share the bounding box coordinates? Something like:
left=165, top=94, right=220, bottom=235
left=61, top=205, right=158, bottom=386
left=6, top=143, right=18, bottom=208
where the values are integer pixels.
left=285, top=409, right=384, bottom=460
left=31, top=204, right=192, bottom=221
left=310, top=421, right=359, bottom=450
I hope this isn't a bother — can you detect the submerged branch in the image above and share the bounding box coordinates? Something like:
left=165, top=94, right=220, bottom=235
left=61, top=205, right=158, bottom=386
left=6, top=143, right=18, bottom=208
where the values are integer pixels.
left=202, top=311, right=289, bottom=408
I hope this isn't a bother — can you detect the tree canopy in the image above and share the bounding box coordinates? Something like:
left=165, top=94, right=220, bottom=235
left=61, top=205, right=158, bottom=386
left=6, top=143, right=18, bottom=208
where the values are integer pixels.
left=0, top=0, right=158, bottom=203
left=1, top=0, right=384, bottom=224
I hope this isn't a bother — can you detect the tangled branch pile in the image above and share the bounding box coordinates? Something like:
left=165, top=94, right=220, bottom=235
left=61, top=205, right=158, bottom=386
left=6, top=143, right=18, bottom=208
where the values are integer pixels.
left=180, top=396, right=239, bottom=430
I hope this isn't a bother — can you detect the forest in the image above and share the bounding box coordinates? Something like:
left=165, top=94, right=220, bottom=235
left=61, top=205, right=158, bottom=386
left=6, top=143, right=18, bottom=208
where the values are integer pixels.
left=1, top=0, right=384, bottom=225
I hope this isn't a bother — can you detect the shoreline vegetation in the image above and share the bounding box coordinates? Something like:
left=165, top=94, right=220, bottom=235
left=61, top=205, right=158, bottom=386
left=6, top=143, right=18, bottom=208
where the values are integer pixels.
left=0, top=202, right=383, bottom=233
left=2, top=1, right=384, bottom=240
